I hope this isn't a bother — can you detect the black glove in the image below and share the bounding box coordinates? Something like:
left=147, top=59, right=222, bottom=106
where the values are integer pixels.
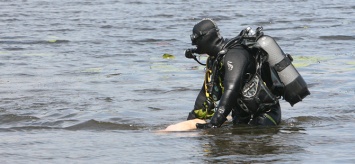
left=196, top=123, right=216, bottom=129
left=210, top=108, right=228, bottom=127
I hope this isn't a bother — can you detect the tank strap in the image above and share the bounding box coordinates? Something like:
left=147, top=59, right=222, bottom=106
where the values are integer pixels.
left=274, top=54, right=293, bottom=72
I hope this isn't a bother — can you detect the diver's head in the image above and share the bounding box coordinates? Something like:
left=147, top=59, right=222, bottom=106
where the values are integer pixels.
left=190, top=18, right=225, bottom=57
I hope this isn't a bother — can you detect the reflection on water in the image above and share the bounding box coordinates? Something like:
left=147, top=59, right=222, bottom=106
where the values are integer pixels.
left=197, top=125, right=306, bottom=163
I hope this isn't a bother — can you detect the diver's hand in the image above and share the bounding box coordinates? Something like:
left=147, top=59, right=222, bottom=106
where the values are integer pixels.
left=196, top=123, right=217, bottom=129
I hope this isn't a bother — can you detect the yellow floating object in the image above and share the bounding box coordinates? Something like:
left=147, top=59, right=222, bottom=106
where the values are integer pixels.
left=291, top=56, right=330, bottom=68
left=48, top=39, right=57, bottom=43
left=346, top=61, right=355, bottom=65
left=150, top=63, right=179, bottom=72
left=81, top=67, right=103, bottom=73
left=162, top=53, right=175, bottom=59
left=46, top=36, right=59, bottom=43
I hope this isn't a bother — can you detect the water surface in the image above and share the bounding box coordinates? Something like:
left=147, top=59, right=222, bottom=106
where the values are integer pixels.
left=1, top=0, right=355, bottom=163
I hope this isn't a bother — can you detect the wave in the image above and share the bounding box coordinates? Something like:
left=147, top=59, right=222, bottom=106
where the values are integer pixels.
left=65, top=119, right=141, bottom=131
left=319, top=35, right=355, bottom=41
left=0, top=39, right=70, bottom=45
left=0, top=113, right=143, bottom=131
left=0, top=114, right=39, bottom=124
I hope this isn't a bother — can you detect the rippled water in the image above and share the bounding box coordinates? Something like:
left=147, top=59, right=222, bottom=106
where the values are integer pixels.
left=1, top=0, right=355, bottom=163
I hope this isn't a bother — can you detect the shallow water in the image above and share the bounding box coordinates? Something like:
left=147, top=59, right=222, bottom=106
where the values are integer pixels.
left=1, top=0, right=355, bottom=163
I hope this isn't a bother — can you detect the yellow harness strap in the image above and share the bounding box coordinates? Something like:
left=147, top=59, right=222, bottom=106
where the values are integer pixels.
left=204, top=69, right=212, bottom=98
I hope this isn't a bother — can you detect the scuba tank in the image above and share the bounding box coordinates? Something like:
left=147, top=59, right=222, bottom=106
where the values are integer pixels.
left=256, top=35, right=310, bottom=106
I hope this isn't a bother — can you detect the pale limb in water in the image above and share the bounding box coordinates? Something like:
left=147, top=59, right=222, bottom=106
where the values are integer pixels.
left=163, top=119, right=206, bottom=131
left=162, top=116, right=233, bottom=132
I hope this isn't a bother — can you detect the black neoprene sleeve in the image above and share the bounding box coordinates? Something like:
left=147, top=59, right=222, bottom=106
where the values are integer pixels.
left=210, top=47, right=250, bottom=126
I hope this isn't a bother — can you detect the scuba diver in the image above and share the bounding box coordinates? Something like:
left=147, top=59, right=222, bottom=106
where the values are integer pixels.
left=164, top=18, right=310, bottom=131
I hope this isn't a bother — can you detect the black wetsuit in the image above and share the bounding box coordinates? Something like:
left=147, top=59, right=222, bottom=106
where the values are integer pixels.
left=187, top=19, right=282, bottom=128
left=190, top=45, right=281, bottom=126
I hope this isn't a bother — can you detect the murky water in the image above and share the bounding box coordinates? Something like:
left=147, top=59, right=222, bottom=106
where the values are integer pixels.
left=1, top=0, right=355, bottom=163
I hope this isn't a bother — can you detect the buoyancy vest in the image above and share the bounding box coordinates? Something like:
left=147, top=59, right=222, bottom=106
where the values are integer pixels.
left=237, top=49, right=279, bottom=114
left=205, top=45, right=279, bottom=114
